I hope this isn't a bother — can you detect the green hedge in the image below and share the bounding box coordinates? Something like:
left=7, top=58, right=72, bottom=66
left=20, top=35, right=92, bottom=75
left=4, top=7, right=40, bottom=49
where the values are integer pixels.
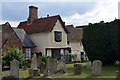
left=82, top=20, right=120, bottom=65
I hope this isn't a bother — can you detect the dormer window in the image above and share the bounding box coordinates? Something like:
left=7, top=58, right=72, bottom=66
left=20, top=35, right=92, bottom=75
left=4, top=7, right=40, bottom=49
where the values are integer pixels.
left=54, top=31, right=62, bottom=42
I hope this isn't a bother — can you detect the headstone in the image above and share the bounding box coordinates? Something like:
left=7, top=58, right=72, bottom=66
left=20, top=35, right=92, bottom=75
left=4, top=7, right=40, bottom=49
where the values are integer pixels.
left=10, top=59, right=19, bottom=78
left=30, top=54, right=38, bottom=70
left=57, top=59, right=66, bottom=73
left=40, top=62, right=46, bottom=73
left=116, top=70, right=120, bottom=80
left=0, top=65, right=2, bottom=80
left=29, top=54, right=39, bottom=77
left=47, top=57, right=57, bottom=74
left=76, top=54, right=81, bottom=62
left=37, top=56, right=42, bottom=69
left=43, top=70, right=48, bottom=77
left=74, top=64, right=82, bottom=74
left=92, top=60, right=102, bottom=75
left=37, top=57, right=46, bottom=73
left=86, top=61, right=92, bottom=69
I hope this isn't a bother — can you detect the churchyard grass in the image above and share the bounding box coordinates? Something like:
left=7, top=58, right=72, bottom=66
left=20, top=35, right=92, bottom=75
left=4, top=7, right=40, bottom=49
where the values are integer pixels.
left=2, top=62, right=117, bottom=79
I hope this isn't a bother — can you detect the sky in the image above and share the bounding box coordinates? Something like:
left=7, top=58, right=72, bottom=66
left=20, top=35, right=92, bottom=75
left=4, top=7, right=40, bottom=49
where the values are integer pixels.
left=0, top=0, right=119, bottom=27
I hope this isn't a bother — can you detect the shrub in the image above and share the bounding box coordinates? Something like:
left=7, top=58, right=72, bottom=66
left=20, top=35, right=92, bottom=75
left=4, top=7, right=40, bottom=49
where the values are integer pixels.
left=3, top=47, right=24, bottom=67
left=41, top=56, right=48, bottom=64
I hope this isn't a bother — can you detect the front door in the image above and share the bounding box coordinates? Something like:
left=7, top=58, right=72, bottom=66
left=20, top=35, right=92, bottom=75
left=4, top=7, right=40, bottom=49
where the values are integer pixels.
left=51, top=49, right=60, bottom=59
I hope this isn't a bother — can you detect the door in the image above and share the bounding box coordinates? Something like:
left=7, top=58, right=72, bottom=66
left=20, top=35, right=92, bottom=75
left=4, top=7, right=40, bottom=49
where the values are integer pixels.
left=51, top=49, right=61, bottom=59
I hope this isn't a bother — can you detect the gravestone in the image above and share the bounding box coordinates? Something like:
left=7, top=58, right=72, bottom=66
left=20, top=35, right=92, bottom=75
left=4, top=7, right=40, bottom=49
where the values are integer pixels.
left=76, top=54, right=81, bottom=62
left=74, top=64, right=82, bottom=74
left=30, top=54, right=38, bottom=69
left=116, top=70, right=120, bottom=80
left=47, top=57, right=57, bottom=74
left=57, top=59, right=66, bottom=73
left=29, top=54, right=39, bottom=77
left=0, top=65, right=2, bottom=80
left=40, top=62, right=46, bottom=73
left=37, top=57, right=46, bottom=73
left=37, top=56, right=42, bottom=69
left=10, top=59, right=19, bottom=78
left=86, top=61, right=92, bottom=69
left=92, top=60, right=102, bottom=75
left=43, top=69, right=48, bottom=77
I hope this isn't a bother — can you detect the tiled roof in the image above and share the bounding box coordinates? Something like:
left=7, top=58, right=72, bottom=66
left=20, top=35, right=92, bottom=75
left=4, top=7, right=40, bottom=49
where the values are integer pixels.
left=13, top=28, right=36, bottom=48
left=66, top=25, right=83, bottom=42
left=18, top=15, right=68, bottom=34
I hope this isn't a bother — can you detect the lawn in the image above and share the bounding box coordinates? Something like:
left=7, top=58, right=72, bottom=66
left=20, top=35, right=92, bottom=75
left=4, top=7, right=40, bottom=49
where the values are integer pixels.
left=2, top=62, right=117, bottom=79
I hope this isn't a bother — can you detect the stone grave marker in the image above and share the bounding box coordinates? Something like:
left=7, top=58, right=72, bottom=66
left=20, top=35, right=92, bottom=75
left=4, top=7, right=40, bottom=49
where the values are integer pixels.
left=73, top=64, right=82, bottom=74
left=10, top=59, right=19, bottom=78
left=0, top=65, right=2, bottom=80
left=37, top=56, right=42, bottom=69
left=92, top=60, right=102, bottom=75
left=116, top=70, right=120, bottom=80
left=76, top=54, right=81, bottom=62
left=37, top=57, right=46, bottom=73
left=86, top=61, right=92, bottom=69
left=47, top=57, right=57, bottom=74
left=29, top=54, right=39, bottom=77
left=40, top=62, right=46, bottom=73
left=57, top=59, right=66, bottom=73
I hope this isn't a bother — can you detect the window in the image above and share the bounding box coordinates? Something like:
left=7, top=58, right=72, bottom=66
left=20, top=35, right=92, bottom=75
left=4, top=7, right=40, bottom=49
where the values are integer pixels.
left=54, top=31, right=62, bottom=42
left=25, top=48, right=31, bottom=60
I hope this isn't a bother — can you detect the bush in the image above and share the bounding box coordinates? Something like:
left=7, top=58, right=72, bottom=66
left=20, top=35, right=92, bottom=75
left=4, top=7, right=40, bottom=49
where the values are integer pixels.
left=41, top=56, right=48, bottom=64
left=3, top=47, right=24, bottom=67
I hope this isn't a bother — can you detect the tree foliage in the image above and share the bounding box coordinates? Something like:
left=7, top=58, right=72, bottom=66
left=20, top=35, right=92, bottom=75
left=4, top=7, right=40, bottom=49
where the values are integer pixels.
left=3, top=47, right=24, bottom=66
left=82, top=20, right=120, bottom=65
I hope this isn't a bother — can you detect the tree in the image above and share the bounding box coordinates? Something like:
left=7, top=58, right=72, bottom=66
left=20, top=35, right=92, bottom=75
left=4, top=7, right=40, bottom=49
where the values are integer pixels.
left=3, top=47, right=24, bottom=66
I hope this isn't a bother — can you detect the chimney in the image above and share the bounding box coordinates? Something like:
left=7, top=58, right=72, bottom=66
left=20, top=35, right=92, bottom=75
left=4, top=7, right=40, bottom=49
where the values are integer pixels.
left=27, top=6, right=38, bottom=24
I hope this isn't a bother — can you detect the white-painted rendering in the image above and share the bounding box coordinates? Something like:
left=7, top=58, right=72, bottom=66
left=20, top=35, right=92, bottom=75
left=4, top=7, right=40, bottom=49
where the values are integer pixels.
left=29, top=19, right=69, bottom=56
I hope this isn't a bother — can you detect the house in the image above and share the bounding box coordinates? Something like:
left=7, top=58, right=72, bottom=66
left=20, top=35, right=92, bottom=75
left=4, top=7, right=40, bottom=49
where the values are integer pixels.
left=2, top=22, right=22, bottom=51
left=18, top=6, right=71, bottom=59
left=1, top=22, right=36, bottom=60
left=13, top=28, right=36, bottom=60
left=65, top=25, right=87, bottom=61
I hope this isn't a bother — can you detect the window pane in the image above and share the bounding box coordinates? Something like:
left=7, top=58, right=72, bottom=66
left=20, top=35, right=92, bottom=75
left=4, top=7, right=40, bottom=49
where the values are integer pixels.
left=25, top=49, right=31, bottom=60
left=54, top=31, right=62, bottom=42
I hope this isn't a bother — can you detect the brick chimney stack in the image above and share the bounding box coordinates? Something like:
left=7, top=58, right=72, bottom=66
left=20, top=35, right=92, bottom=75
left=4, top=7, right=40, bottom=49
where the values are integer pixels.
left=27, top=6, right=38, bottom=24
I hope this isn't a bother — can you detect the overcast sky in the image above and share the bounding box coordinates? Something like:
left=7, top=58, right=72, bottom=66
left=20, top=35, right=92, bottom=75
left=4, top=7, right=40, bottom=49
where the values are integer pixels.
left=0, top=0, right=119, bottom=27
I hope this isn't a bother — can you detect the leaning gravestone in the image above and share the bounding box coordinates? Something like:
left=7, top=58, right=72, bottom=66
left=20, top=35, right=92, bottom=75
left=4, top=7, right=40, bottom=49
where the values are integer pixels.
left=29, top=54, right=39, bottom=77
left=86, top=61, right=92, bottom=69
left=10, top=59, right=19, bottom=78
left=92, top=60, right=102, bottom=75
left=74, top=64, right=82, bottom=74
left=57, top=59, right=66, bottom=73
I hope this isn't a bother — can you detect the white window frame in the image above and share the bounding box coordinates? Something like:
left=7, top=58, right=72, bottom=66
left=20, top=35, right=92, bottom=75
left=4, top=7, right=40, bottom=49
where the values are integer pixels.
left=25, top=48, right=31, bottom=60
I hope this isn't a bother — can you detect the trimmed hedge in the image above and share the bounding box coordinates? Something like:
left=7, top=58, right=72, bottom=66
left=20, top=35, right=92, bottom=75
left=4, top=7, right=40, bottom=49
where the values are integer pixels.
left=82, top=20, right=120, bottom=65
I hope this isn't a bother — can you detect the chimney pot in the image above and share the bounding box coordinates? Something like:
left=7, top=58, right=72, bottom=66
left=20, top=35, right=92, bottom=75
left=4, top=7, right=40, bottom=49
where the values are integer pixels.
left=47, top=14, right=49, bottom=17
